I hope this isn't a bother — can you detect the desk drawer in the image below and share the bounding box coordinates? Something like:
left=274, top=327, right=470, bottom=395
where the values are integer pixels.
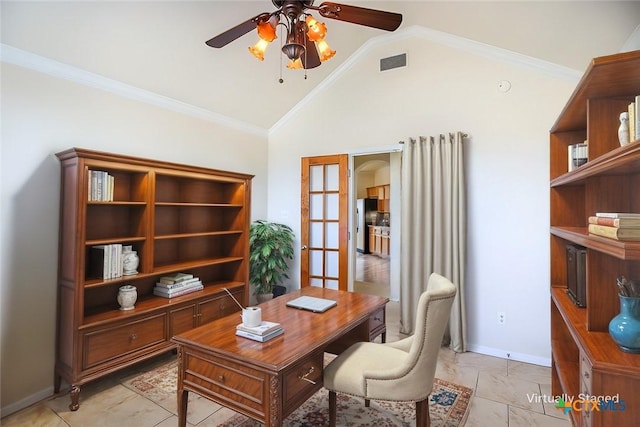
left=83, top=314, right=167, bottom=369
left=369, top=308, right=386, bottom=339
left=183, top=352, right=268, bottom=416
left=283, top=351, right=324, bottom=416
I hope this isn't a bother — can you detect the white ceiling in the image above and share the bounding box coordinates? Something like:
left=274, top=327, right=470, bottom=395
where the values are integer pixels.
left=2, top=1, right=639, bottom=132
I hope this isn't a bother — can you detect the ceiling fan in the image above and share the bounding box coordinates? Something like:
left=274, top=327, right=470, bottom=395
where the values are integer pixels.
left=205, top=1, right=402, bottom=73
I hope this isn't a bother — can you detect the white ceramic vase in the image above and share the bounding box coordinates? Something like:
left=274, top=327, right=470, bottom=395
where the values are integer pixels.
left=619, top=111, right=630, bottom=146
left=122, top=249, right=139, bottom=276
left=117, top=285, right=137, bottom=310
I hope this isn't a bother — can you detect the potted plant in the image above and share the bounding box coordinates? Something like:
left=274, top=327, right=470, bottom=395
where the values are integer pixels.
left=249, top=220, right=295, bottom=302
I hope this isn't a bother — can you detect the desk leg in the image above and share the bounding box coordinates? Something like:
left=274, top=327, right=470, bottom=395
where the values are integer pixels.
left=267, top=375, right=282, bottom=427
left=176, top=346, right=188, bottom=427
left=177, top=389, right=188, bottom=427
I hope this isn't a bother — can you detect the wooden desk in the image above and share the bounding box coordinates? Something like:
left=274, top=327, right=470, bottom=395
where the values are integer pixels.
left=172, top=287, right=388, bottom=427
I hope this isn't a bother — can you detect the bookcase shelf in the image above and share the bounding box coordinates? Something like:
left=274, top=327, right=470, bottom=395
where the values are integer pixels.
left=550, top=226, right=640, bottom=260
left=55, top=148, right=253, bottom=411
left=549, top=50, right=640, bottom=427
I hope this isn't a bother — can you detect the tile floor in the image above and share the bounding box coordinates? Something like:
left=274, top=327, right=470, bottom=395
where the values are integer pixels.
left=2, top=300, right=570, bottom=426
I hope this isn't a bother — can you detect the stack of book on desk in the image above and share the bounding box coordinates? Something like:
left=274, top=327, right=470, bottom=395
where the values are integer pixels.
left=153, top=273, right=203, bottom=298
left=588, top=213, right=640, bottom=241
left=236, top=321, right=284, bottom=342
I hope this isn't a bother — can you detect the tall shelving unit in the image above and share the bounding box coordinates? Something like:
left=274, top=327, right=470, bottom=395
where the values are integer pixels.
left=55, top=148, right=253, bottom=410
left=550, top=51, right=640, bottom=426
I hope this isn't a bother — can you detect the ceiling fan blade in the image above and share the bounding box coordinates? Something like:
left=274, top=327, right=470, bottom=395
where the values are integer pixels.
left=301, top=37, right=321, bottom=69
left=205, top=13, right=270, bottom=48
left=317, top=2, right=402, bottom=31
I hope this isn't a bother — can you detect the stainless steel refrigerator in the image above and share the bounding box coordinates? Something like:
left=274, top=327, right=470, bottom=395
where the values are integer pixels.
left=356, top=198, right=378, bottom=253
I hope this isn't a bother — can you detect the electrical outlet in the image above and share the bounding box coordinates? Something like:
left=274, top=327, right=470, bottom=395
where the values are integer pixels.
left=498, top=311, right=506, bottom=325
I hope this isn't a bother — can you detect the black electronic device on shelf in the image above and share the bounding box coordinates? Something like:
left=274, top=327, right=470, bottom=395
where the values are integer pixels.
left=566, top=243, right=587, bottom=307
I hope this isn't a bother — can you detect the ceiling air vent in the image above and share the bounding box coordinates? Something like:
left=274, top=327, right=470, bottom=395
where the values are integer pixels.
left=380, top=53, right=407, bottom=72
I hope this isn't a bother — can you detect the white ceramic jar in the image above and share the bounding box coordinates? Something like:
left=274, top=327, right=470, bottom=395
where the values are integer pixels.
left=117, top=285, right=137, bottom=310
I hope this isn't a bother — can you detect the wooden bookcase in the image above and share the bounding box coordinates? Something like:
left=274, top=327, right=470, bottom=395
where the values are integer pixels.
left=549, top=51, right=640, bottom=426
left=55, top=148, right=253, bottom=410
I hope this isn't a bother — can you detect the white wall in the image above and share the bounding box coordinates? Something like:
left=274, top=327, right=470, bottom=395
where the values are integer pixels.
left=0, top=63, right=268, bottom=413
left=267, top=35, right=579, bottom=366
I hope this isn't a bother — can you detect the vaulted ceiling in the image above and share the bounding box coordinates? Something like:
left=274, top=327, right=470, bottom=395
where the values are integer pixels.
left=2, top=1, right=638, bottom=132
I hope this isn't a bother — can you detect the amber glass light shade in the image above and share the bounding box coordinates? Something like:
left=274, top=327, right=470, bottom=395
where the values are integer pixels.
left=249, top=39, right=270, bottom=61
left=316, top=40, right=335, bottom=62
left=305, top=15, right=327, bottom=42
left=287, top=58, right=303, bottom=69
left=257, top=21, right=277, bottom=42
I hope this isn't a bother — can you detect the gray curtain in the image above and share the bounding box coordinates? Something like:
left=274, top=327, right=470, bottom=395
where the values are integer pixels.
left=399, top=132, right=467, bottom=352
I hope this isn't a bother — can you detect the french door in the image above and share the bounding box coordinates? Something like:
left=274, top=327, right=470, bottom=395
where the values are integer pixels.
left=300, top=154, right=348, bottom=290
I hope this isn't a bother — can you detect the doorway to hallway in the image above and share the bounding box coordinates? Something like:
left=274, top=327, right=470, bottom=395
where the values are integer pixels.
left=354, top=253, right=390, bottom=297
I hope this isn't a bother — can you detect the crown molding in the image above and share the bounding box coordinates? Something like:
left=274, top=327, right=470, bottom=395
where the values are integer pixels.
left=0, top=43, right=268, bottom=138
left=269, top=25, right=582, bottom=136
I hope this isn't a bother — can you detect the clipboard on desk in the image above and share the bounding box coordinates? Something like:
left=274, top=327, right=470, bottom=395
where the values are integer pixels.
left=286, top=296, right=337, bottom=313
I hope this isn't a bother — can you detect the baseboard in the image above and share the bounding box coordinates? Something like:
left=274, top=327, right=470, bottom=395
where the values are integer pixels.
left=466, top=343, right=551, bottom=367
left=1, top=385, right=55, bottom=418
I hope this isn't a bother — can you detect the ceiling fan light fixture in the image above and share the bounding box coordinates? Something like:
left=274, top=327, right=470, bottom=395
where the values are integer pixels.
left=282, top=42, right=305, bottom=61
left=316, top=40, right=335, bottom=62
left=207, top=1, right=403, bottom=78
left=249, top=39, right=270, bottom=61
left=305, top=15, right=327, bottom=42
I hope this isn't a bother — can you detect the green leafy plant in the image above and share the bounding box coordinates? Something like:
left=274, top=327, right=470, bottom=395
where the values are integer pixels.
left=249, top=220, right=295, bottom=295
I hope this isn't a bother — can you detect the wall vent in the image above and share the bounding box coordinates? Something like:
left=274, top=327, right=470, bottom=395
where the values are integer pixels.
left=380, top=53, right=407, bottom=72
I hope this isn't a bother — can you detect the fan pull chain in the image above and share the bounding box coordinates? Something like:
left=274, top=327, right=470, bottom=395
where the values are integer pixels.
left=279, top=23, right=284, bottom=83
left=303, top=24, right=308, bottom=80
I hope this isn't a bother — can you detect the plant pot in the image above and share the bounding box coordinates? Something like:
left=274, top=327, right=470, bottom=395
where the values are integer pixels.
left=273, top=285, right=287, bottom=298
left=609, top=294, right=640, bottom=353
left=256, top=293, right=274, bottom=304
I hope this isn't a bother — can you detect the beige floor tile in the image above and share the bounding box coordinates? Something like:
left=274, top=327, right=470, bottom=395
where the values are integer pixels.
left=435, top=356, right=479, bottom=391
left=539, top=383, right=571, bottom=421
left=508, top=360, right=552, bottom=385
left=455, top=351, right=508, bottom=376
left=46, top=384, right=172, bottom=426
left=0, top=402, right=67, bottom=427
left=465, top=396, right=508, bottom=427
left=476, top=372, right=543, bottom=413
left=197, top=406, right=243, bottom=426
left=509, top=405, right=571, bottom=427
left=154, top=414, right=194, bottom=427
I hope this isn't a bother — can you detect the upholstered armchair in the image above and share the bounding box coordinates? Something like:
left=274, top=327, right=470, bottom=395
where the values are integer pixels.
left=323, top=273, right=457, bottom=427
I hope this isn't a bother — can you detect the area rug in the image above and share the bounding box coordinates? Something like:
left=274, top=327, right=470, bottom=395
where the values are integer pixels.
left=124, top=357, right=471, bottom=426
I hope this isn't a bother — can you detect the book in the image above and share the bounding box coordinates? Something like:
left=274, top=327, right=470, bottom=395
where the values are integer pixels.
left=236, top=321, right=282, bottom=336
left=629, top=101, right=636, bottom=144
left=159, top=272, right=194, bottom=284
left=235, top=327, right=284, bottom=342
left=588, top=216, right=640, bottom=228
left=88, top=169, right=115, bottom=201
left=567, top=143, right=587, bottom=171
left=155, top=277, right=201, bottom=289
left=595, top=212, right=640, bottom=219
left=153, top=282, right=203, bottom=298
left=111, top=243, right=123, bottom=279
left=90, top=245, right=110, bottom=279
left=636, top=95, right=640, bottom=140
left=588, top=224, right=640, bottom=241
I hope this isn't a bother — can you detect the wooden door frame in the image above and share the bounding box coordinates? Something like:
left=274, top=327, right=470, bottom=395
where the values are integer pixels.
left=300, top=154, right=349, bottom=290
